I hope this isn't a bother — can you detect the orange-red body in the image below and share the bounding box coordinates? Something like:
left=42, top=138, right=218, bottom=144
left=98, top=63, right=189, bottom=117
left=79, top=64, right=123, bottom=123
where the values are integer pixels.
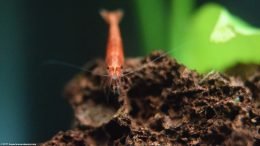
left=101, top=10, right=125, bottom=92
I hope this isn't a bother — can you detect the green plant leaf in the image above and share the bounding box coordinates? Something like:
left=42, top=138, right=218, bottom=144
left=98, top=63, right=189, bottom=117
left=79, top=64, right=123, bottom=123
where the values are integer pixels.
left=134, top=0, right=166, bottom=54
left=170, top=3, right=260, bottom=73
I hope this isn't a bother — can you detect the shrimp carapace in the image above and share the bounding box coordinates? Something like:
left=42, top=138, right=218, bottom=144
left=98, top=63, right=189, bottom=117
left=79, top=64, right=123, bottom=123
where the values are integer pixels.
left=101, top=9, right=125, bottom=93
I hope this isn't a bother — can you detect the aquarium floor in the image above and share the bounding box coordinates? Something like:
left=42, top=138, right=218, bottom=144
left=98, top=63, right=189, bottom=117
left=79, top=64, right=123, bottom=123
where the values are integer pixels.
left=42, top=52, right=260, bottom=146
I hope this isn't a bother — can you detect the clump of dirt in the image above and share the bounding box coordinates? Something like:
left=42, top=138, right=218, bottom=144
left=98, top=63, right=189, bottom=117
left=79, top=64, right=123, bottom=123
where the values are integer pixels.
left=42, top=52, right=260, bottom=146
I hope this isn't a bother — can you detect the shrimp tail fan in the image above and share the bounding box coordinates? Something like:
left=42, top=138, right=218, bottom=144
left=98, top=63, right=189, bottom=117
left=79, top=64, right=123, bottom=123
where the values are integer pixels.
left=100, top=9, right=124, bottom=24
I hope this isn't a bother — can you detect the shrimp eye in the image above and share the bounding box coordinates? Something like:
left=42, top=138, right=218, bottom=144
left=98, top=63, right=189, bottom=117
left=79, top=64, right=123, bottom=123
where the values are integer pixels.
left=120, top=66, right=123, bottom=69
left=106, top=66, right=109, bottom=70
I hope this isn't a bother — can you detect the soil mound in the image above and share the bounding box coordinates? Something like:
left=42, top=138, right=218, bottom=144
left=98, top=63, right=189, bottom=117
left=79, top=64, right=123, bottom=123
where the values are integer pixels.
left=43, top=52, right=260, bottom=146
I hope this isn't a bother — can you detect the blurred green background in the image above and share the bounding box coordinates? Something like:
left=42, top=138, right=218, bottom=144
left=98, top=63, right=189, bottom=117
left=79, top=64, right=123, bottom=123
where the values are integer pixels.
left=0, top=0, right=259, bottom=143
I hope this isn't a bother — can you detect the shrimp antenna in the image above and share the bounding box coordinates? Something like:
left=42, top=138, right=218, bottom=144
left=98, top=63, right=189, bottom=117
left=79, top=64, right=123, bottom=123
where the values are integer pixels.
left=43, top=60, right=109, bottom=77
left=122, top=42, right=191, bottom=77
left=121, top=51, right=169, bottom=77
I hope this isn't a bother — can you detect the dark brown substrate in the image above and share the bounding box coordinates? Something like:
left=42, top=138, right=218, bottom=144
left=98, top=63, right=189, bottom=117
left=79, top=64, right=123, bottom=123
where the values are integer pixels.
left=42, top=52, right=260, bottom=146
